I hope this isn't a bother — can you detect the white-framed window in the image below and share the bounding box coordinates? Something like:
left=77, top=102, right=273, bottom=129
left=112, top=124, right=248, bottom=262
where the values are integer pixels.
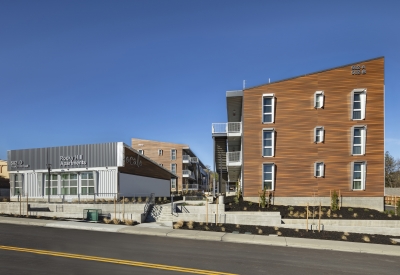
left=158, top=149, right=163, bottom=156
left=314, top=126, right=324, bottom=143
left=314, top=91, right=324, bottom=108
left=159, top=163, right=163, bottom=167
left=351, top=89, right=367, bottom=120
left=61, top=173, right=78, bottom=195
left=262, top=163, right=275, bottom=190
left=45, top=174, right=58, bottom=195
left=314, top=162, right=325, bottom=177
left=14, top=174, right=23, bottom=196
left=352, top=126, right=366, bottom=155
left=262, top=94, right=275, bottom=123
left=352, top=162, right=366, bottom=190
left=81, top=172, right=94, bottom=195
left=171, top=149, right=177, bottom=160
left=262, top=128, right=275, bottom=157
left=138, top=149, right=144, bottom=155
left=171, top=163, right=177, bottom=174
left=171, top=178, right=176, bottom=189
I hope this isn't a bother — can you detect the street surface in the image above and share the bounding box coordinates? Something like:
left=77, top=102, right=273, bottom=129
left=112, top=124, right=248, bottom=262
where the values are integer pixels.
left=0, top=223, right=399, bottom=274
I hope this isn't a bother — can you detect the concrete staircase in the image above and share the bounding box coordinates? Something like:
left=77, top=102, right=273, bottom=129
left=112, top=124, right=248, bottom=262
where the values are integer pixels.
left=145, top=204, right=173, bottom=226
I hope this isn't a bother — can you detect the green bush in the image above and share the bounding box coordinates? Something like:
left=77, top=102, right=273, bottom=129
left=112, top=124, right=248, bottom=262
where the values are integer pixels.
left=260, top=190, right=267, bottom=208
left=248, top=201, right=253, bottom=206
left=288, top=206, right=294, bottom=211
left=364, top=208, right=369, bottom=212
left=233, top=196, right=239, bottom=205
left=347, top=208, right=353, bottom=212
left=331, top=190, right=339, bottom=211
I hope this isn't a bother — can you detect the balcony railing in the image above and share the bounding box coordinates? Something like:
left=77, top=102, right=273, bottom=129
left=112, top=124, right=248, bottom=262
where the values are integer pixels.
left=226, top=151, right=242, bottom=165
left=182, top=155, right=191, bottom=163
left=212, top=122, right=242, bottom=136
left=182, top=170, right=195, bottom=179
left=182, top=184, right=199, bottom=190
left=190, top=157, right=198, bottom=163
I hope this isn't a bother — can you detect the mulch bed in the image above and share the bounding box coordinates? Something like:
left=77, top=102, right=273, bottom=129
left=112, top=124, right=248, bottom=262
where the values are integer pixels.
left=225, top=199, right=400, bottom=220
left=174, top=221, right=400, bottom=246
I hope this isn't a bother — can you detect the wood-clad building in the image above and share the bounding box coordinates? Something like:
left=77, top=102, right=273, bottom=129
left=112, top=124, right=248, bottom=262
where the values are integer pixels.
left=131, top=138, right=209, bottom=193
left=212, top=57, right=384, bottom=210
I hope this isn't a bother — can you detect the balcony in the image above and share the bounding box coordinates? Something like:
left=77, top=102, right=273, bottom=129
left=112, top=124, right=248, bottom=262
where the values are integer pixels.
left=190, top=157, right=198, bottom=163
left=212, top=122, right=242, bottom=136
left=182, top=184, right=199, bottom=190
left=182, top=170, right=196, bottom=179
left=182, top=155, right=191, bottom=163
left=226, top=151, right=242, bottom=166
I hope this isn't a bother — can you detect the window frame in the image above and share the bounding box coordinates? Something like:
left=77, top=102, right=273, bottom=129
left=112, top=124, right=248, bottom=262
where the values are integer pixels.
left=351, top=125, right=366, bottom=156
left=81, top=172, right=95, bottom=195
left=61, top=173, right=78, bottom=195
left=171, top=149, right=177, bottom=160
left=138, top=149, right=144, bottom=155
left=351, top=88, right=367, bottom=120
left=314, top=162, right=325, bottom=178
left=14, top=174, right=23, bottom=196
left=171, top=178, right=176, bottom=189
left=314, top=126, right=325, bottom=143
left=158, top=149, right=163, bottom=156
left=351, top=161, right=366, bottom=190
left=262, top=93, right=275, bottom=124
left=45, top=174, right=58, bottom=195
left=262, top=163, right=275, bottom=191
left=262, top=128, right=275, bottom=157
left=314, top=91, right=324, bottom=108
left=171, top=163, right=177, bottom=174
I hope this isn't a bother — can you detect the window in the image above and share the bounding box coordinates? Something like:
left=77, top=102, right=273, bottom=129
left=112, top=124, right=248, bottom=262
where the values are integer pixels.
left=314, top=162, right=324, bottom=177
left=45, top=174, right=58, bottom=195
left=171, top=149, right=177, bottom=160
left=314, top=126, right=324, bottom=143
left=352, top=126, right=366, bottom=155
left=159, top=163, right=163, bottom=167
left=171, top=179, right=176, bottom=189
left=171, top=163, right=177, bottom=174
left=351, top=89, right=366, bottom=120
left=263, top=163, right=275, bottom=190
left=158, top=149, right=163, bottom=156
left=262, top=94, right=275, bottom=123
left=81, top=172, right=94, bottom=195
left=14, top=174, right=23, bottom=196
left=262, top=129, right=275, bottom=157
left=61, top=174, right=78, bottom=195
left=138, top=149, right=144, bottom=155
left=352, top=162, right=366, bottom=190
left=314, top=91, right=324, bottom=108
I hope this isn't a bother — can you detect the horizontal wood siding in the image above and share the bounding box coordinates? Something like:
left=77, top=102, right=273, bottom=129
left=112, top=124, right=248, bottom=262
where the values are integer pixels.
left=243, top=57, right=384, bottom=198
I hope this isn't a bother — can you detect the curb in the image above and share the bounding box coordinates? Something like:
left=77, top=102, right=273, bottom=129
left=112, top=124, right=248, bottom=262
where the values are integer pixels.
left=1, top=217, right=400, bottom=257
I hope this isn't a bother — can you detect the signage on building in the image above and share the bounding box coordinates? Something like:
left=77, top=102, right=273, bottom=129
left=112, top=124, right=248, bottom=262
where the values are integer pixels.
left=126, top=154, right=142, bottom=168
left=10, top=160, right=29, bottom=168
left=60, top=155, right=87, bottom=166
left=351, top=65, right=366, bottom=75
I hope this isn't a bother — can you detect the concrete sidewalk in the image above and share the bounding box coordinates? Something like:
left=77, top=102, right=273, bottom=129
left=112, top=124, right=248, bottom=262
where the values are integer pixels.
left=1, top=216, right=400, bottom=257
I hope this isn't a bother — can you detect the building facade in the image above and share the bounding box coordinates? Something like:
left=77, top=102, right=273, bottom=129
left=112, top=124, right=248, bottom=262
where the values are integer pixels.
left=131, top=138, right=209, bottom=193
left=212, top=57, right=384, bottom=210
left=7, top=142, right=176, bottom=202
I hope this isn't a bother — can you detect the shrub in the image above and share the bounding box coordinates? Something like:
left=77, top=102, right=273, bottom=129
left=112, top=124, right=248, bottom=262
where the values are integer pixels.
left=353, top=213, right=358, bottom=218
left=36, top=215, right=41, bottom=219
left=124, top=219, right=134, bottom=225
left=204, top=226, right=210, bottom=231
left=124, top=198, right=129, bottom=203
left=341, top=235, right=347, bottom=241
left=348, top=208, right=353, bottom=212
left=331, top=190, right=339, bottom=211
left=221, top=227, right=226, bottom=232
left=233, top=196, right=239, bottom=205
left=364, top=208, right=369, bottom=212
left=235, top=224, right=240, bottom=228
left=389, top=210, right=395, bottom=215
left=112, top=218, right=120, bottom=225
left=274, top=226, right=279, bottom=231
left=145, top=197, right=149, bottom=203
left=287, top=206, right=294, bottom=211
left=321, top=207, right=327, bottom=212
left=163, top=197, right=167, bottom=202
left=52, top=216, right=57, bottom=220
left=158, top=197, right=162, bottom=202
left=260, top=190, right=267, bottom=208
left=248, top=202, right=253, bottom=206
left=103, top=218, right=111, bottom=224
left=243, top=207, right=247, bottom=211
left=276, top=231, right=282, bottom=236
left=257, top=229, right=262, bottom=234
left=137, top=197, right=142, bottom=203
left=362, top=235, right=370, bottom=242
left=273, top=207, right=278, bottom=211
left=131, top=197, right=136, bottom=203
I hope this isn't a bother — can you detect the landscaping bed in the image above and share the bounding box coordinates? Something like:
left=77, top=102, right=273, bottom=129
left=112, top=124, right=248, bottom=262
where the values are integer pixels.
left=225, top=199, right=400, bottom=220
left=173, top=221, right=400, bottom=246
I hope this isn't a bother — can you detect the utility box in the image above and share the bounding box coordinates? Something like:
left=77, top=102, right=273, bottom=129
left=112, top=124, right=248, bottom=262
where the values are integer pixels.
left=83, top=209, right=102, bottom=222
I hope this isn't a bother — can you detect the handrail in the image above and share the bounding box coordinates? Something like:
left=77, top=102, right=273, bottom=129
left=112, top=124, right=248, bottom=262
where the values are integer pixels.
left=143, top=193, right=155, bottom=221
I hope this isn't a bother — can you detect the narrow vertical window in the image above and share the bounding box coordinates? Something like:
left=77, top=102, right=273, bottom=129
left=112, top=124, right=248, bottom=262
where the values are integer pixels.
left=352, top=162, right=366, bottom=190
left=14, top=174, right=23, bottom=195
left=158, top=149, right=163, bottom=156
left=45, top=174, right=58, bottom=195
left=171, top=179, right=176, bottom=189
left=352, top=126, right=366, bottom=155
left=81, top=172, right=94, bottom=195
left=171, top=149, right=177, bottom=160
left=171, top=163, right=177, bottom=174
left=314, top=91, right=324, bottom=108
left=138, top=149, right=144, bottom=155
left=262, top=94, right=275, bottom=123
left=262, top=129, right=275, bottom=157
left=263, top=163, right=275, bottom=190
left=314, top=127, right=324, bottom=143
left=314, top=162, right=324, bottom=177
left=351, top=89, right=366, bottom=120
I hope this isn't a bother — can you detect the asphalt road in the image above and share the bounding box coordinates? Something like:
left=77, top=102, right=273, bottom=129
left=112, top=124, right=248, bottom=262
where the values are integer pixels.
left=0, top=223, right=399, bottom=275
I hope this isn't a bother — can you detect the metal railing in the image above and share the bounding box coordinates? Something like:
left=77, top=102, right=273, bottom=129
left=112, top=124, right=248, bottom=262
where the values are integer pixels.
left=212, top=122, right=242, bottom=134
left=226, top=151, right=242, bottom=164
left=143, top=193, right=155, bottom=221
left=182, top=155, right=191, bottom=163
left=183, top=184, right=199, bottom=190
left=190, top=157, right=198, bottom=163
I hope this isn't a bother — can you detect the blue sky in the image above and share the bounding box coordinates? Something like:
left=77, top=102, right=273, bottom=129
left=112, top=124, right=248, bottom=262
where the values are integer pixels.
left=1, top=0, right=400, bottom=167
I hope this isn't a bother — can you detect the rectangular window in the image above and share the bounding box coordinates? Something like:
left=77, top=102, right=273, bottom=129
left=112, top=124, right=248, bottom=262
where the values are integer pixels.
left=314, top=126, right=324, bottom=143
left=263, top=163, right=275, bottom=190
left=171, top=179, right=176, bottom=189
left=262, top=94, right=275, bottom=123
left=61, top=173, right=78, bottom=195
left=14, top=174, right=23, bottom=196
left=352, top=162, right=366, bottom=190
left=45, top=174, right=58, bottom=195
left=159, top=163, right=163, bottom=167
left=171, top=163, right=177, bottom=174
left=262, top=129, right=275, bottom=157
left=314, top=162, right=324, bottom=177
left=351, top=89, right=366, bottom=120
left=138, top=149, right=144, bottom=155
left=171, top=149, right=177, bottom=160
left=81, top=172, right=94, bottom=195
left=158, top=149, right=163, bottom=156
left=314, top=91, right=324, bottom=108
left=352, top=126, right=366, bottom=155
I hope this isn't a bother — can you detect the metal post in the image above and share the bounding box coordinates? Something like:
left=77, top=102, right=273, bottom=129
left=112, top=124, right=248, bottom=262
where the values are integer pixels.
left=171, top=194, right=174, bottom=214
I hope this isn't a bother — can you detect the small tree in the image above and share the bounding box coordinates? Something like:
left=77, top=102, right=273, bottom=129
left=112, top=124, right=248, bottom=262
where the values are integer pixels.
left=385, top=151, right=400, bottom=188
left=331, top=190, right=339, bottom=211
